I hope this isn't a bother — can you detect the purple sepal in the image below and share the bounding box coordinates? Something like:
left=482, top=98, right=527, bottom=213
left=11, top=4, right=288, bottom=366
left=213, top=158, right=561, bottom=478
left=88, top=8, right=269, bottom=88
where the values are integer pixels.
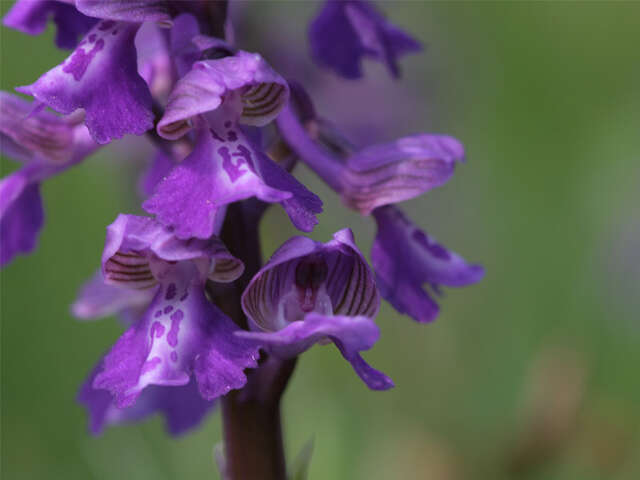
left=143, top=127, right=321, bottom=239
left=3, top=0, right=96, bottom=49
left=0, top=168, right=44, bottom=266
left=79, top=364, right=215, bottom=435
left=101, top=214, right=244, bottom=284
left=17, top=20, right=154, bottom=144
left=76, top=0, right=174, bottom=26
left=309, top=0, right=421, bottom=79
left=372, top=206, right=484, bottom=323
left=342, top=134, right=464, bottom=214
left=277, top=105, right=462, bottom=215
left=71, top=271, right=155, bottom=320
left=157, top=51, right=289, bottom=139
left=237, top=313, right=393, bottom=390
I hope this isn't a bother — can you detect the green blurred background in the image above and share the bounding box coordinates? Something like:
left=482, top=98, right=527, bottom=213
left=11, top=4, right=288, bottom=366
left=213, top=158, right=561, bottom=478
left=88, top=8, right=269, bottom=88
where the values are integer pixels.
left=2, top=1, right=639, bottom=479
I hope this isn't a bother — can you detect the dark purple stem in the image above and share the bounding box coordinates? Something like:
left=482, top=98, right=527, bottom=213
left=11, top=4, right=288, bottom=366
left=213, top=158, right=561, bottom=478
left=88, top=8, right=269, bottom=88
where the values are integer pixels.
left=209, top=201, right=295, bottom=480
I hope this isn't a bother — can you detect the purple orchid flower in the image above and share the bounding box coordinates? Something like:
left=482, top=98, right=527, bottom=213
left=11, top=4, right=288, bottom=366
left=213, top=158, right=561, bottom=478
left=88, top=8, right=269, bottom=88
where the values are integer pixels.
left=309, top=0, right=421, bottom=79
left=238, top=229, right=393, bottom=391
left=3, top=0, right=97, bottom=49
left=144, top=50, right=322, bottom=239
left=276, top=98, right=483, bottom=323
left=73, top=271, right=215, bottom=435
left=17, top=19, right=154, bottom=144
left=87, top=214, right=261, bottom=411
left=0, top=92, right=98, bottom=266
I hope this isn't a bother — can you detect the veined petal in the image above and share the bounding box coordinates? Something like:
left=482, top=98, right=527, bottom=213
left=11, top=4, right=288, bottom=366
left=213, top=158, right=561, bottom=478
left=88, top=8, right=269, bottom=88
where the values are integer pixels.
left=241, top=229, right=379, bottom=332
left=3, top=0, right=96, bottom=49
left=341, top=134, right=464, bottom=214
left=101, top=214, right=244, bottom=287
left=76, top=0, right=174, bottom=26
left=237, top=313, right=393, bottom=390
left=79, top=361, right=216, bottom=435
left=157, top=50, right=289, bottom=139
left=143, top=126, right=321, bottom=239
left=17, top=20, right=154, bottom=144
left=309, top=0, right=421, bottom=79
left=372, top=206, right=484, bottom=323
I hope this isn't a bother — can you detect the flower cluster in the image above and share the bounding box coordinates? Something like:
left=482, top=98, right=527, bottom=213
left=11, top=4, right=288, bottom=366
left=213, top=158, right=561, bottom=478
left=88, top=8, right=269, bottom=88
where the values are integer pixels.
left=1, top=0, right=483, bottom=436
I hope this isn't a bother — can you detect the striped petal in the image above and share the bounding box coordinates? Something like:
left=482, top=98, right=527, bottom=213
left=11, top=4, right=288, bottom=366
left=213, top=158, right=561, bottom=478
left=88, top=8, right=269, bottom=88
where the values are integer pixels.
left=101, top=214, right=244, bottom=289
left=241, top=229, right=379, bottom=332
left=341, top=134, right=464, bottom=214
left=76, top=0, right=174, bottom=26
left=157, top=50, right=289, bottom=139
left=277, top=105, right=463, bottom=215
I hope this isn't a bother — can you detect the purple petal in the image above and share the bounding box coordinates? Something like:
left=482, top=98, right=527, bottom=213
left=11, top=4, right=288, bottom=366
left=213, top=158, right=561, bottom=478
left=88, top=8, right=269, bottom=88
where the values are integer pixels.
left=3, top=0, right=96, bottom=49
left=93, top=271, right=258, bottom=407
left=0, top=168, right=44, bottom=266
left=101, top=214, right=244, bottom=286
left=72, top=271, right=155, bottom=320
left=241, top=229, right=379, bottom=331
left=143, top=126, right=321, bottom=239
left=17, top=20, right=153, bottom=144
left=309, top=0, right=421, bottom=79
left=342, top=134, right=464, bottom=214
left=237, top=313, right=393, bottom=390
left=277, top=105, right=461, bottom=214
left=76, top=0, right=173, bottom=26
left=372, top=206, right=484, bottom=323
left=157, top=50, right=289, bottom=139
left=79, top=363, right=215, bottom=435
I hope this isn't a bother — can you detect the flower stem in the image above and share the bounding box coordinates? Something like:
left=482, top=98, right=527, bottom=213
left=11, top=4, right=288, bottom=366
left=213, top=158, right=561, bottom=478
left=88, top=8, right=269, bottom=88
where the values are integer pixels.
left=211, top=201, right=295, bottom=480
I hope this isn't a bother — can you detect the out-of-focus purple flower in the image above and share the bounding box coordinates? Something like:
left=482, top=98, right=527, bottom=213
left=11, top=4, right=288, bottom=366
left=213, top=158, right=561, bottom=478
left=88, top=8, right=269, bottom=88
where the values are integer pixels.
left=17, top=19, right=154, bottom=144
left=0, top=92, right=98, bottom=266
left=3, top=0, right=96, bottom=49
left=277, top=103, right=462, bottom=215
left=309, top=0, right=421, bottom=79
left=372, top=206, right=484, bottom=323
left=89, top=214, right=260, bottom=409
left=238, top=229, right=393, bottom=390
